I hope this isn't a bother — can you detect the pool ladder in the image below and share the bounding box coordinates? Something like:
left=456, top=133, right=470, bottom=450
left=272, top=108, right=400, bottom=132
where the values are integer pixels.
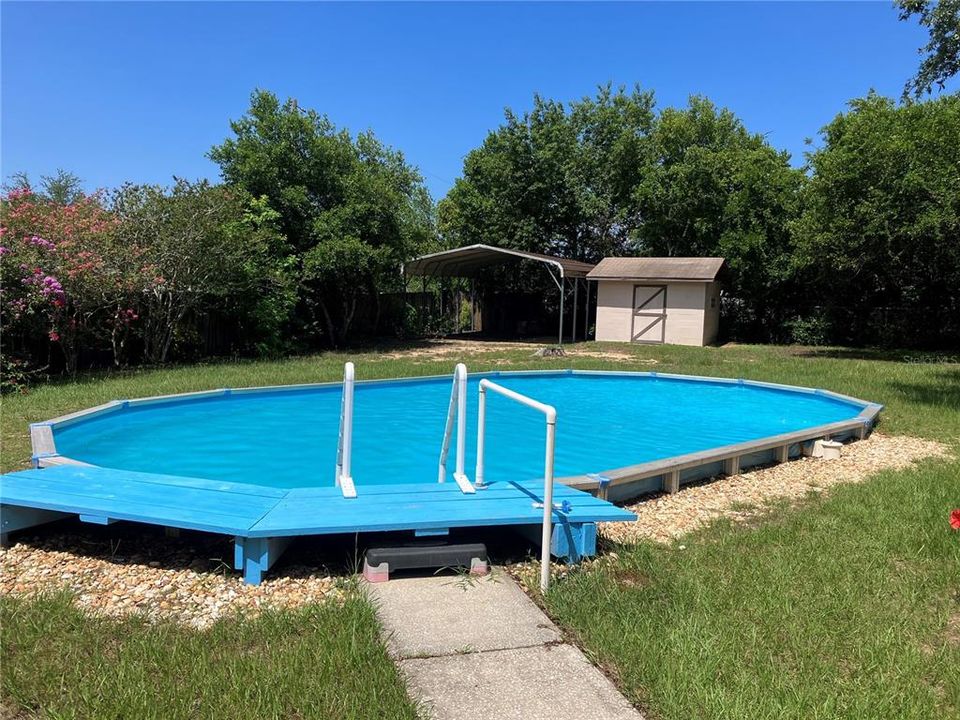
left=338, top=360, right=560, bottom=591
left=439, top=363, right=560, bottom=591
left=438, top=363, right=476, bottom=494
left=475, top=378, right=558, bottom=593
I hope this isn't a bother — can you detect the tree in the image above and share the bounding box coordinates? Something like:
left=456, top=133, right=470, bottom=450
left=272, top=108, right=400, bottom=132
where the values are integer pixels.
left=440, top=90, right=805, bottom=341
left=3, top=170, right=86, bottom=205
left=633, top=96, right=806, bottom=340
left=898, top=0, right=960, bottom=97
left=111, top=179, right=288, bottom=363
left=438, top=85, right=656, bottom=262
left=795, top=92, right=960, bottom=347
left=209, top=90, right=434, bottom=347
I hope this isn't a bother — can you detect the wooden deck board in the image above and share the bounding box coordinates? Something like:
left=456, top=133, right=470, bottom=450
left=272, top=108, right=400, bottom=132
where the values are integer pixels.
left=0, top=465, right=634, bottom=540
left=1, top=472, right=279, bottom=517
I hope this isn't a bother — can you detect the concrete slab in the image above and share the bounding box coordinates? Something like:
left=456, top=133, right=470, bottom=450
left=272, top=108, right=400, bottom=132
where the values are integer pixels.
left=399, top=644, right=642, bottom=720
left=367, top=572, right=561, bottom=658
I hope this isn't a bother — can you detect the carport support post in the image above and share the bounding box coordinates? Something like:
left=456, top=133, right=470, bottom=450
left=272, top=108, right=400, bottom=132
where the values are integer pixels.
left=572, top=278, right=579, bottom=342
left=584, top=280, right=591, bottom=340
left=470, top=279, right=476, bottom=332
left=420, top=276, right=427, bottom=328
left=558, top=273, right=565, bottom=346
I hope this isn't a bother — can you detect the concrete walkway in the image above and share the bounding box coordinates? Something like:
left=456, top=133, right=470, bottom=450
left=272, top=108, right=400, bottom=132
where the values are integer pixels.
left=367, top=571, right=643, bottom=720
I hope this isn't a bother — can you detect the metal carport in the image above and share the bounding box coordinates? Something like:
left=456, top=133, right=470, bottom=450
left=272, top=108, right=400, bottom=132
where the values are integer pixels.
left=402, top=244, right=596, bottom=345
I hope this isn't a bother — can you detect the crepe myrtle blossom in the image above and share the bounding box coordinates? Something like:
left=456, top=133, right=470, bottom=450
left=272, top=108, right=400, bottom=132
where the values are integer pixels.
left=19, top=269, right=66, bottom=303
left=27, top=235, right=55, bottom=251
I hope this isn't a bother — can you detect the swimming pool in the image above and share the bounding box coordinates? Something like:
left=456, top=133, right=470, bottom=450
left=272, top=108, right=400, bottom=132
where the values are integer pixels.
left=4, top=368, right=881, bottom=584
left=39, top=370, right=880, bottom=491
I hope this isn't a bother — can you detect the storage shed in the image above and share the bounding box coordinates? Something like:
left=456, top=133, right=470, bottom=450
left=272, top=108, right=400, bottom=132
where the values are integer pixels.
left=587, top=257, right=724, bottom=346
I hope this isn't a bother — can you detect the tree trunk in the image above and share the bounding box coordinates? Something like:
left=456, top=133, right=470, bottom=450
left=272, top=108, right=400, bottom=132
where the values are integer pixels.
left=318, top=298, right=338, bottom=349
left=338, top=294, right=358, bottom=347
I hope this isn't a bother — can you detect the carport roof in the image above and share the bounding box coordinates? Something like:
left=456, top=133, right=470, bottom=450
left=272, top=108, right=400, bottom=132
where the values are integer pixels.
left=403, top=244, right=596, bottom=279
left=586, top=257, right=725, bottom=282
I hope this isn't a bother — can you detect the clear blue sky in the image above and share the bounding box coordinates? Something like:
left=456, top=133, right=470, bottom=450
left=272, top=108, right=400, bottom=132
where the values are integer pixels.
left=2, top=2, right=952, bottom=201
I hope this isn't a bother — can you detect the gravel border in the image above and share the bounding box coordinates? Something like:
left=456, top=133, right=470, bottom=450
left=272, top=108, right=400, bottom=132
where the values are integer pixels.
left=599, top=432, right=949, bottom=545
left=0, top=530, right=344, bottom=629
left=1, top=434, right=947, bottom=628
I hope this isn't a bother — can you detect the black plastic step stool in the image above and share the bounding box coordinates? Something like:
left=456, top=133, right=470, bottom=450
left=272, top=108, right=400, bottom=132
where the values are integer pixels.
left=363, top=543, right=488, bottom=583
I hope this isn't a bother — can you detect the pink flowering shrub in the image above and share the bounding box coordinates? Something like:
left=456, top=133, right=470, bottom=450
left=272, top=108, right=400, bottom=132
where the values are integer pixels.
left=1, top=180, right=290, bottom=386
left=0, top=188, right=134, bottom=377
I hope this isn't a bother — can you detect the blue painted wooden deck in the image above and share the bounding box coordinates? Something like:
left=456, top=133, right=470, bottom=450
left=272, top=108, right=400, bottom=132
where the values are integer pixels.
left=0, top=465, right=634, bottom=584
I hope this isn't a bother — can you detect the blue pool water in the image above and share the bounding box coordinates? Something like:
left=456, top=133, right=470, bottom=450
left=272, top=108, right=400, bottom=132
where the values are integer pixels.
left=51, top=373, right=866, bottom=489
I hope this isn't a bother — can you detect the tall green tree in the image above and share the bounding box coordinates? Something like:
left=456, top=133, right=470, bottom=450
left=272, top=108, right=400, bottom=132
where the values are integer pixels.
left=634, top=96, right=806, bottom=340
left=795, top=92, right=960, bottom=347
left=209, top=90, right=434, bottom=346
left=898, top=0, right=960, bottom=97
left=438, top=85, right=656, bottom=262
left=112, top=179, right=289, bottom=363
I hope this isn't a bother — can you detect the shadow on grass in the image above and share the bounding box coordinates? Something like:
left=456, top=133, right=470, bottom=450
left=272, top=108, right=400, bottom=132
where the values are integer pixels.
left=886, top=367, right=960, bottom=410
left=789, top=346, right=960, bottom=363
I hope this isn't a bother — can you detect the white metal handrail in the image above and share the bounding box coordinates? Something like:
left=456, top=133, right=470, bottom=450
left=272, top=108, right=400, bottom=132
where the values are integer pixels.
left=476, top=378, right=557, bottom=593
left=334, top=362, right=358, bottom=499
left=438, top=363, right=475, bottom=494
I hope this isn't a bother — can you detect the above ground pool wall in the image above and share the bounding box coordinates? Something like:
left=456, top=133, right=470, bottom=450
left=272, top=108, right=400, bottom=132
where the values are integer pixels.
left=562, top=409, right=880, bottom=504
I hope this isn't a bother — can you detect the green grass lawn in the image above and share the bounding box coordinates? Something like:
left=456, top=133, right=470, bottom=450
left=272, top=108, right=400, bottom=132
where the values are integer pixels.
left=1, top=588, right=418, bottom=720
left=2, top=341, right=959, bottom=719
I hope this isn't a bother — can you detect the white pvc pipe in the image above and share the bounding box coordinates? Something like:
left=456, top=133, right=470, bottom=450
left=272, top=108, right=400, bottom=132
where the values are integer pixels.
left=541, top=416, right=556, bottom=593
left=455, top=363, right=467, bottom=479
left=336, top=362, right=357, bottom=498
left=475, top=386, right=487, bottom=488
left=438, top=363, right=468, bottom=484
left=476, top=378, right=557, bottom=593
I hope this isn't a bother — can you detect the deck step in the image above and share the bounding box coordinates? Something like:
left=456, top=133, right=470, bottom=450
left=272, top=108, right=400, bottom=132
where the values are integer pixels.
left=363, top=542, right=488, bottom=583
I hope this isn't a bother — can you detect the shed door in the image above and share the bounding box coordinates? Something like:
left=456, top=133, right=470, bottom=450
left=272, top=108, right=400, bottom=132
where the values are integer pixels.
left=631, top=285, right=666, bottom=343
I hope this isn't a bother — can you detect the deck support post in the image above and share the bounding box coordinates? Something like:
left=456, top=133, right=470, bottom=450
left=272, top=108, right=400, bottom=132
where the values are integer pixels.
left=774, top=445, right=789, bottom=464
left=233, top=537, right=292, bottom=585
left=516, top=522, right=597, bottom=564
left=551, top=522, right=596, bottom=563
left=723, top=456, right=741, bottom=476
left=663, top=470, right=680, bottom=494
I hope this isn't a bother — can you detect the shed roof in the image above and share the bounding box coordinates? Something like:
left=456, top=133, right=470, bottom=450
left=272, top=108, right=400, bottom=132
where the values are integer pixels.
left=586, top=257, right=724, bottom=282
left=403, top=244, right=596, bottom=279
